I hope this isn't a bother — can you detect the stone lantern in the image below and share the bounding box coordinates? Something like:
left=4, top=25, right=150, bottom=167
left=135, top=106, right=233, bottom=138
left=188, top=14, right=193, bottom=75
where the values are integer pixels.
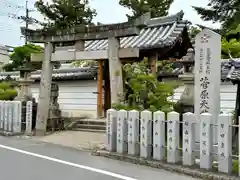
left=177, top=48, right=195, bottom=112
left=14, top=62, right=35, bottom=101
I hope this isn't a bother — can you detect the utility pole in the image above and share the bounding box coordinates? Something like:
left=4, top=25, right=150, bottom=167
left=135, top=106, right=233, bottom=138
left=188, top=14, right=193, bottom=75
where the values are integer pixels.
left=23, top=0, right=36, bottom=44
left=0, top=1, right=40, bottom=43
left=25, top=0, right=29, bottom=44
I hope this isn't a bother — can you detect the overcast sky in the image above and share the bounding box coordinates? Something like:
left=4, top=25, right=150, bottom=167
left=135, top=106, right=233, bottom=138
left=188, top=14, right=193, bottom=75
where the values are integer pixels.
left=0, top=0, right=220, bottom=47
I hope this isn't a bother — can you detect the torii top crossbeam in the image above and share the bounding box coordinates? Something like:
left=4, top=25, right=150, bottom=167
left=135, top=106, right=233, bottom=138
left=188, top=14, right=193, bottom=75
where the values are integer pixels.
left=20, top=13, right=151, bottom=43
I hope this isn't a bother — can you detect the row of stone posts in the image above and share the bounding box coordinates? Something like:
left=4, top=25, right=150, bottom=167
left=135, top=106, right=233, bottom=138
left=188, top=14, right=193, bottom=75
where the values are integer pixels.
left=0, top=100, right=33, bottom=134
left=106, top=109, right=237, bottom=175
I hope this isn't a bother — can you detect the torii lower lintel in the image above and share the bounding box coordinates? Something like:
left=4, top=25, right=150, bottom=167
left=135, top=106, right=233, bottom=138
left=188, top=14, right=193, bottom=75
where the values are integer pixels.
left=31, top=48, right=139, bottom=62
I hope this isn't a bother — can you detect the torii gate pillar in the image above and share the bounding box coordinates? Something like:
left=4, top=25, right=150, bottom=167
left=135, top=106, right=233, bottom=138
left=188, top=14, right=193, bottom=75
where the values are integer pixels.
left=35, top=42, right=54, bottom=136
left=108, top=37, right=123, bottom=105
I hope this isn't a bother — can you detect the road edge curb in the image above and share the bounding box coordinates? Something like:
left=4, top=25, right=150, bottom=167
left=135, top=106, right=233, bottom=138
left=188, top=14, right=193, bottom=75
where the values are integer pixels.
left=91, top=150, right=238, bottom=180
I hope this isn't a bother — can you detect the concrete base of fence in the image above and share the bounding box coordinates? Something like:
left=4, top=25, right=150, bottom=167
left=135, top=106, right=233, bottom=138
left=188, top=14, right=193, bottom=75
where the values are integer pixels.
left=0, top=131, right=24, bottom=136
left=92, top=150, right=238, bottom=180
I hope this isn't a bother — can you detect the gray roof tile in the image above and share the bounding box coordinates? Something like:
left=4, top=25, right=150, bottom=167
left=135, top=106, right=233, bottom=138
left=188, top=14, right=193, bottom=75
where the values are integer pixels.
left=0, top=67, right=97, bottom=81
left=157, top=58, right=240, bottom=82
left=84, top=11, right=189, bottom=51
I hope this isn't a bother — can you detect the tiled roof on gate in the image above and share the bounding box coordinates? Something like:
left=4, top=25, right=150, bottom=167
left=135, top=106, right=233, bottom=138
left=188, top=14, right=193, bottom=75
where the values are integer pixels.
left=84, top=11, right=189, bottom=51
left=0, top=66, right=97, bottom=81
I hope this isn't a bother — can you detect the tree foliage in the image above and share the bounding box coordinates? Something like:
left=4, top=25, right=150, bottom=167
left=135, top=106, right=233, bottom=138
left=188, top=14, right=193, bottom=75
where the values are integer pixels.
left=188, top=26, right=201, bottom=39
left=222, top=38, right=240, bottom=58
left=112, top=58, right=178, bottom=112
left=225, top=25, right=240, bottom=42
left=71, top=60, right=97, bottom=68
left=157, top=60, right=173, bottom=73
left=35, top=0, right=96, bottom=30
left=119, top=0, right=174, bottom=20
left=192, top=0, right=240, bottom=30
left=3, top=44, right=43, bottom=72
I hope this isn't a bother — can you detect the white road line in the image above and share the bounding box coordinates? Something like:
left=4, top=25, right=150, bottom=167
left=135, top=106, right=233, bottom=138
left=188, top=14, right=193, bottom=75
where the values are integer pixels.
left=0, top=144, right=137, bottom=180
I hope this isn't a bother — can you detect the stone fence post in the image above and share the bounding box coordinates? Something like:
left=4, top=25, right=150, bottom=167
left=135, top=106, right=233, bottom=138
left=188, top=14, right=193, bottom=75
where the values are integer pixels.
left=140, top=110, right=152, bottom=158
left=106, top=109, right=117, bottom=152
left=200, top=113, right=213, bottom=170
left=182, top=112, right=195, bottom=166
left=218, top=113, right=232, bottom=173
left=128, top=110, right=140, bottom=156
left=167, top=111, right=180, bottom=163
left=153, top=111, right=165, bottom=160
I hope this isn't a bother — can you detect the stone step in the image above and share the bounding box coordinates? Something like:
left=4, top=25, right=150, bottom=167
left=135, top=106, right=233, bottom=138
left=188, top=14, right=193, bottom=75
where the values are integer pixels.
left=75, top=124, right=106, bottom=130
left=77, top=119, right=106, bottom=126
left=70, top=128, right=105, bottom=133
left=65, top=119, right=107, bottom=132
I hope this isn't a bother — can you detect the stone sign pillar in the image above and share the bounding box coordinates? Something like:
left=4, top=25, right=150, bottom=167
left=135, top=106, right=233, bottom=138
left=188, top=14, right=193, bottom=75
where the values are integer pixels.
left=25, top=101, right=33, bottom=134
left=108, top=37, right=123, bottom=105
left=35, top=42, right=54, bottom=135
left=194, top=29, right=221, bottom=144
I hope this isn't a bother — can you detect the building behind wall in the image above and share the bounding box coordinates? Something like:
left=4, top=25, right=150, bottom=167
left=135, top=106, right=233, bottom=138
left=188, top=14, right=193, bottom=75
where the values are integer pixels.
left=0, top=45, right=13, bottom=69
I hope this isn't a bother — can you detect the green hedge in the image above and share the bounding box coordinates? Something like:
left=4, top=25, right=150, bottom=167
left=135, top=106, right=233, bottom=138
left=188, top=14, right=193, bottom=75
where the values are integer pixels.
left=0, top=82, right=17, bottom=100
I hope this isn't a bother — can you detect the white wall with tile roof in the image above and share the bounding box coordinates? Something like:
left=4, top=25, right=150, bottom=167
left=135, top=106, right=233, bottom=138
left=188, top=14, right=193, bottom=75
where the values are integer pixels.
left=170, top=84, right=237, bottom=113
left=30, top=80, right=100, bottom=118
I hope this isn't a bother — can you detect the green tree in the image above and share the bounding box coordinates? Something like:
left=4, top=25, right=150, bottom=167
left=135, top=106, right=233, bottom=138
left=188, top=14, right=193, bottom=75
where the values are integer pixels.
left=119, top=0, right=174, bottom=20
left=221, top=38, right=240, bottom=58
left=225, top=25, right=240, bottom=42
left=71, top=60, right=97, bottom=68
left=112, top=58, right=177, bottom=112
left=3, top=44, right=43, bottom=72
left=35, top=0, right=96, bottom=30
left=188, top=25, right=201, bottom=39
left=192, top=0, right=240, bottom=30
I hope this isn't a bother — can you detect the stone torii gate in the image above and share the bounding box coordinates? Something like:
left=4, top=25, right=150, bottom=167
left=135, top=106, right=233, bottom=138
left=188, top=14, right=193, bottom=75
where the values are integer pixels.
left=21, top=13, right=150, bottom=135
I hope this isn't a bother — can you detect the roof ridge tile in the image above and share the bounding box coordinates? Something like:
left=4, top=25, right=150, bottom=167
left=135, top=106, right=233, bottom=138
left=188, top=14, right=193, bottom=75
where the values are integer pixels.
left=146, top=10, right=184, bottom=27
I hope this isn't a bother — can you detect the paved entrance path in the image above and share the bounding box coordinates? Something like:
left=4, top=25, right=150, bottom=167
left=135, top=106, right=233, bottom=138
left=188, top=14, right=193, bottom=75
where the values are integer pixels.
left=0, top=136, right=198, bottom=180
left=31, top=131, right=106, bottom=150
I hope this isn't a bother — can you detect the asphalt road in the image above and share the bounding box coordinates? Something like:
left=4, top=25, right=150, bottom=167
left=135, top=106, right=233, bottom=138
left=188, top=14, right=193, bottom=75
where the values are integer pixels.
left=0, top=136, right=198, bottom=180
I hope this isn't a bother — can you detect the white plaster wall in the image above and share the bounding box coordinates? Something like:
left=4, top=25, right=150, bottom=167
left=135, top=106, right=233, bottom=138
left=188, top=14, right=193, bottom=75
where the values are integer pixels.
left=31, top=80, right=98, bottom=118
left=170, top=84, right=237, bottom=113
